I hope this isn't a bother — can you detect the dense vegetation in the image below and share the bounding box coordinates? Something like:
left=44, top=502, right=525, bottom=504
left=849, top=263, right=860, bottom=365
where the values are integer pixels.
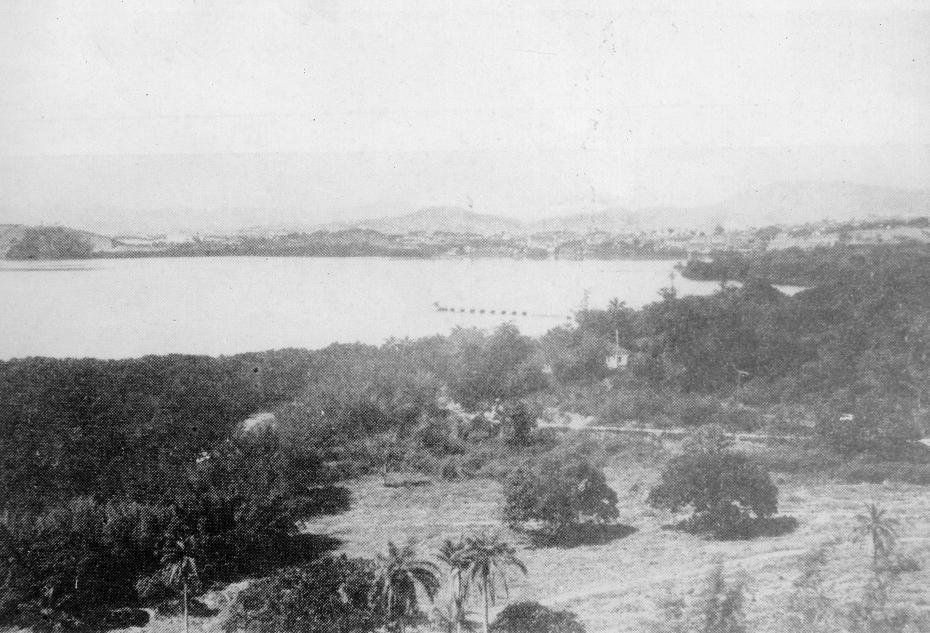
left=0, top=350, right=316, bottom=509
left=542, top=252, right=930, bottom=462
left=0, top=350, right=348, bottom=630
left=3, top=244, right=930, bottom=630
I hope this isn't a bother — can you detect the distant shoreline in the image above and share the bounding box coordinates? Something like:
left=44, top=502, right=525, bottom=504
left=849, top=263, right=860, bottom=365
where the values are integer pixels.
left=6, top=250, right=689, bottom=262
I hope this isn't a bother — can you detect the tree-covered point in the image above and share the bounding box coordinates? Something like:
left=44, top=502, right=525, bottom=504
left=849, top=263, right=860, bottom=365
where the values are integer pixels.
left=6, top=227, right=95, bottom=260
left=679, top=243, right=930, bottom=286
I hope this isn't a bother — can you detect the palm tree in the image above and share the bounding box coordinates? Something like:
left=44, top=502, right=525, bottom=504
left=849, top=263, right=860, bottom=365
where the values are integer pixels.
left=854, top=503, right=899, bottom=567
left=433, top=602, right=480, bottom=633
left=373, top=541, right=441, bottom=633
left=437, top=538, right=471, bottom=633
left=160, top=535, right=200, bottom=633
left=462, top=533, right=527, bottom=633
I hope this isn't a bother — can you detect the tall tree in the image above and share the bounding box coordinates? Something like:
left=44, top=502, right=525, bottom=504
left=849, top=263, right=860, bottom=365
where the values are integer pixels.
left=462, top=533, right=527, bottom=633
left=437, top=538, right=472, bottom=633
left=158, top=536, right=200, bottom=633
left=372, top=541, right=440, bottom=633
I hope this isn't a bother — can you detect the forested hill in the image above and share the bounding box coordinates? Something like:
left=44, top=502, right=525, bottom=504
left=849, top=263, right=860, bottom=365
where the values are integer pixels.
left=0, top=225, right=113, bottom=259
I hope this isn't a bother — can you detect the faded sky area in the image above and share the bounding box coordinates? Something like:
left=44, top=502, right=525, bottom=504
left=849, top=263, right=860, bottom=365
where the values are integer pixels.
left=1, top=0, right=929, bottom=232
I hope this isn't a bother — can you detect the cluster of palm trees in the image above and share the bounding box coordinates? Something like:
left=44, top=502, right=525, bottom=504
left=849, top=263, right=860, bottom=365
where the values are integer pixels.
left=373, top=532, right=527, bottom=633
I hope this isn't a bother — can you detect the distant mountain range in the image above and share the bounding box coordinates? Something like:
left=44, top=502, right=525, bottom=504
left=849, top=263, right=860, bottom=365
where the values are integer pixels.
left=697, top=181, right=930, bottom=229
left=353, top=206, right=525, bottom=235
left=8, top=181, right=930, bottom=240
left=294, top=181, right=930, bottom=237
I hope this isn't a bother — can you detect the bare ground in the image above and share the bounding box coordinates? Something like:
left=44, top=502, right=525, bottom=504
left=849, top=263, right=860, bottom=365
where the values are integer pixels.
left=301, top=462, right=930, bottom=633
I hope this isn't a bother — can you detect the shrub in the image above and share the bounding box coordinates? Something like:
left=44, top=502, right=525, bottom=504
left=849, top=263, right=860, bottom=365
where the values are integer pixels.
left=414, top=418, right=467, bottom=457
left=693, top=566, right=749, bottom=633
left=499, top=400, right=538, bottom=447
left=644, top=565, right=748, bottom=633
left=491, top=601, right=585, bottom=633
left=648, top=450, right=779, bottom=539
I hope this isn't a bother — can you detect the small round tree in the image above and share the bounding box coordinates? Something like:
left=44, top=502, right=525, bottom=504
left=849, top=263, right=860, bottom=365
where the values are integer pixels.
left=647, top=449, right=778, bottom=539
left=504, top=458, right=619, bottom=543
left=491, top=602, right=585, bottom=633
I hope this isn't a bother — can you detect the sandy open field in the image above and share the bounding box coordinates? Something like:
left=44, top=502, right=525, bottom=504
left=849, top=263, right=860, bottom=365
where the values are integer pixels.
left=302, top=461, right=930, bottom=633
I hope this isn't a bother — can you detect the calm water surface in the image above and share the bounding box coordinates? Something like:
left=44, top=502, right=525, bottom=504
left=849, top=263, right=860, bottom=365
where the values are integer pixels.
left=0, top=257, right=727, bottom=359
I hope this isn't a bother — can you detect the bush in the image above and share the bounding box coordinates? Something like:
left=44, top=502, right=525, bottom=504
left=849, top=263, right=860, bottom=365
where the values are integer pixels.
left=491, top=601, right=585, bottom=633
left=504, top=457, right=619, bottom=541
left=225, top=555, right=380, bottom=633
left=648, top=448, right=779, bottom=539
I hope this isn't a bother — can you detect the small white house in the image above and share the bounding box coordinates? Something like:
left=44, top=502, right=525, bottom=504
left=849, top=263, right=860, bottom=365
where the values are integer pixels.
left=606, top=345, right=631, bottom=370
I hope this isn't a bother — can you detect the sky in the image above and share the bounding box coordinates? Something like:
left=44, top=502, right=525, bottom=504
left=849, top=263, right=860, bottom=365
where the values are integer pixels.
left=1, top=0, right=929, bottom=233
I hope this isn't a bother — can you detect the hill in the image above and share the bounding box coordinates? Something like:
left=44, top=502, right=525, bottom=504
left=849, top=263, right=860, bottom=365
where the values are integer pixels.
left=528, top=208, right=645, bottom=234
left=339, top=182, right=930, bottom=236
left=0, top=225, right=26, bottom=257
left=702, top=181, right=930, bottom=228
left=353, top=206, right=525, bottom=236
left=0, top=224, right=115, bottom=258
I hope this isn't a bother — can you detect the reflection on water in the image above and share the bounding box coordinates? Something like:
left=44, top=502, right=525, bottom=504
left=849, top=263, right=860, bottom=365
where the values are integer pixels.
left=0, top=257, right=724, bottom=359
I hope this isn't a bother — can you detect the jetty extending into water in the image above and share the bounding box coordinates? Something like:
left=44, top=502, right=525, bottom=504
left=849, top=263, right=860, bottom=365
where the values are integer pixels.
left=433, top=301, right=568, bottom=319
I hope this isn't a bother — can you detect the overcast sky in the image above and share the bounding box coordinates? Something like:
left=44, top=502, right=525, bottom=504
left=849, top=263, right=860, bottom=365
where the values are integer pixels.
left=1, top=0, right=929, bottom=232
